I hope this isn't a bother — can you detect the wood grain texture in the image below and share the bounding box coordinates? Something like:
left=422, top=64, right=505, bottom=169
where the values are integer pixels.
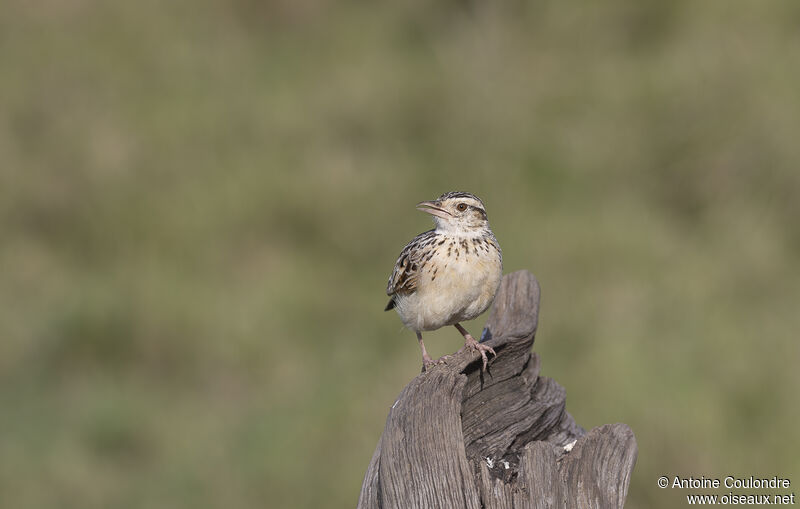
left=358, top=270, right=637, bottom=509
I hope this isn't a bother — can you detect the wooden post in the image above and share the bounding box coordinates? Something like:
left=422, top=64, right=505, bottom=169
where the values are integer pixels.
left=358, top=270, right=637, bottom=509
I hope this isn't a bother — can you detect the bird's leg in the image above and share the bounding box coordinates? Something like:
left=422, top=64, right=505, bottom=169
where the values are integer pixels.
left=417, top=332, right=437, bottom=371
left=454, top=323, right=496, bottom=371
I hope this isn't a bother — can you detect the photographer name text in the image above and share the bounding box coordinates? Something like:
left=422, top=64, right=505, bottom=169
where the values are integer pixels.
left=670, top=476, right=791, bottom=490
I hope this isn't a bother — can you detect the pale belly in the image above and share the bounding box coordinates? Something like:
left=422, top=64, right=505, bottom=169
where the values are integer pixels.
left=393, top=252, right=502, bottom=332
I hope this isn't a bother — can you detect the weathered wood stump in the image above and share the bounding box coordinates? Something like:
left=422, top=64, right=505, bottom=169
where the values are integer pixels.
left=358, top=270, right=637, bottom=509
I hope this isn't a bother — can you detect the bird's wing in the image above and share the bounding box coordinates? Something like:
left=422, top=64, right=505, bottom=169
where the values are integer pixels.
left=386, top=229, right=438, bottom=297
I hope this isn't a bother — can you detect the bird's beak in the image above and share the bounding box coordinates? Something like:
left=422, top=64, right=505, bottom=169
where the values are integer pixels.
left=416, top=200, right=451, bottom=219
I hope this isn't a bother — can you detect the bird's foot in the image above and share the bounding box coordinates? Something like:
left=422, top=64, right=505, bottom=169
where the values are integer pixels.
left=460, top=336, right=496, bottom=371
left=422, top=354, right=450, bottom=372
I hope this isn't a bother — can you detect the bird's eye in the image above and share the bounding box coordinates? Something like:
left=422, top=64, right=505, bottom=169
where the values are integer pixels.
left=456, top=203, right=467, bottom=212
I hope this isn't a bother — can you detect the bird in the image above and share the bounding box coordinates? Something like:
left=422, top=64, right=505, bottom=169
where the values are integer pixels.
left=385, top=191, right=503, bottom=371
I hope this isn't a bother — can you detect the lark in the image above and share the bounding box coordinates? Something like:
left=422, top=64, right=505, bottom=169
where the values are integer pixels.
left=385, top=191, right=503, bottom=371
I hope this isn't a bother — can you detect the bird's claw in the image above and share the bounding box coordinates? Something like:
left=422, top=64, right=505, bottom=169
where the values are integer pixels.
left=422, top=357, right=446, bottom=371
left=465, top=339, right=496, bottom=371
left=422, top=341, right=495, bottom=372
left=422, top=355, right=451, bottom=372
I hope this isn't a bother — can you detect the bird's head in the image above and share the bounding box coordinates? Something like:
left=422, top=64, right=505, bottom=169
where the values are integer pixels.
left=416, top=191, right=490, bottom=235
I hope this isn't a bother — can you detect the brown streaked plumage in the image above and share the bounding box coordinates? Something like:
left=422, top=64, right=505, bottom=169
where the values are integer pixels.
left=385, top=191, right=503, bottom=371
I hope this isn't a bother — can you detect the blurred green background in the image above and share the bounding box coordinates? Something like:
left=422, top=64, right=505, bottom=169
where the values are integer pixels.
left=2, top=0, right=799, bottom=507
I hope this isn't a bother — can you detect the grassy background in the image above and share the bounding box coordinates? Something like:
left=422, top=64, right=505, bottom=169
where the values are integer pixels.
left=2, top=0, right=799, bottom=507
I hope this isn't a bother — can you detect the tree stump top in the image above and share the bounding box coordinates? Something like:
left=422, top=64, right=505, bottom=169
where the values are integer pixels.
left=358, top=270, right=637, bottom=509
